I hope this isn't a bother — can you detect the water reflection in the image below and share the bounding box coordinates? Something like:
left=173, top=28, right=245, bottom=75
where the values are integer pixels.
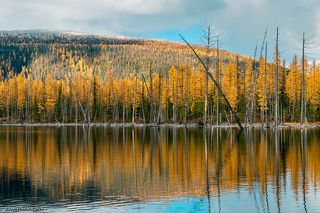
left=0, top=127, right=319, bottom=212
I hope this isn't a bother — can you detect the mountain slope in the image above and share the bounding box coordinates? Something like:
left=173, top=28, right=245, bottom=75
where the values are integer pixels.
left=0, top=30, right=243, bottom=76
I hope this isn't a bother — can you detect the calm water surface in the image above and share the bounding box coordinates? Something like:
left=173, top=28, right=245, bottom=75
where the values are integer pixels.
left=0, top=127, right=319, bottom=212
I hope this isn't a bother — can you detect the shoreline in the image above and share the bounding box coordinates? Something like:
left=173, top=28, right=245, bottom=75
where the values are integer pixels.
left=0, top=122, right=319, bottom=128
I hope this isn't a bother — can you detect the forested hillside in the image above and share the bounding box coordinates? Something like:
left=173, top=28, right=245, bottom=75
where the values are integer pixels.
left=0, top=31, right=319, bottom=125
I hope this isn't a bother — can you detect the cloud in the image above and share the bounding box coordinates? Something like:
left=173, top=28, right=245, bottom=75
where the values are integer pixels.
left=0, top=0, right=226, bottom=34
left=0, top=0, right=319, bottom=60
left=209, top=0, right=320, bottom=60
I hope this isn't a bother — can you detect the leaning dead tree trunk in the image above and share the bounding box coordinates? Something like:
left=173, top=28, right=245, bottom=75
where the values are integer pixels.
left=179, top=34, right=244, bottom=130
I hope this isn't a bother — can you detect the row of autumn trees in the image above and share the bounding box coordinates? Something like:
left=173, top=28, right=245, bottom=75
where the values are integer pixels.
left=0, top=33, right=319, bottom=124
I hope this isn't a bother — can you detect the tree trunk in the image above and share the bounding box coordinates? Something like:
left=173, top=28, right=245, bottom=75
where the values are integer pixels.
left=132, top=68, right=138, bottom=124
left=275, top=27, right=279, bottom=127
left=301, top=32, right=307, bottom=125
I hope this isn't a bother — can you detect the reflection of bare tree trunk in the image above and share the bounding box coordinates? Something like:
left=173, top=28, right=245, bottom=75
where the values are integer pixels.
left=149, top=128, right=153, bottom=180
left=173, top=128, right=178, bottom=182
left=184, top=128, right=190, bottom=195
left=245, top=129, right=261, bottom=213
left=237, top=128, right=240, bottom=195
left=216, top=128, right=221, bottom=213
left=275, top=128, right=281, bottom=213
left=264, top=129, right=270, bottom=213
left=301, top=129, right=308, bottom=213
left=92, top=127, right=97, bottom=169
left=132, top=128, right=139, bottom=203
left=157, top=128, right=162, bottom=175
left=204, top=129, right=211, bottom=213
left=140, top=128, right=146, bottom=175
left=165, top=128, right=169, bottom=194
left=252, top=130, right=264, bottom=213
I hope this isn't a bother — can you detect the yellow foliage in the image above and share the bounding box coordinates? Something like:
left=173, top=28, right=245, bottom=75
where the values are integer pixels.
left=286, top=56, right=301, bottom=105
left=222, top=62, right=238, bottom=110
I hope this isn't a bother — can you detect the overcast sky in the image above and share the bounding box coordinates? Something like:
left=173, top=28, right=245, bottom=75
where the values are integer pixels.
left=0, top=0, right=319, bottom=61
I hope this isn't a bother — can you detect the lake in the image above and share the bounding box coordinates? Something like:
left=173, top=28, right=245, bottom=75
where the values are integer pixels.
left=0, top=126, right=319, bottom=212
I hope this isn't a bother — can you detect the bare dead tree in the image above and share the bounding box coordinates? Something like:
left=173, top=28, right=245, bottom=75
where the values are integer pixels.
left=245, top=45, right=257, bottom=125
left=132, top=65, right=138, bottom=124
left=259, top=27, right=268, bottom=126
left=156, top=70, right=162, bottom=125
left=263, top=41, right=268, bottom=126
left=140, top=75, right=146, bottom=123
left=236, top=55, right=240, bottom=123
left=173, top=68, right=177, bottom=122
left=200, top=25, right=215, bottom=124
left=216, top=35, right=221, bottom=126
left=142, top=73, right=154, bottom=123
left=299, top=31, right=317, bottom=124
left=260, top=27, right=268, bottom=59
left=247, top=27, right=268, bottom=125
left=301, top=32, right=307, bottom=125
left=184, top=66, right=190, bottom=124
left=165, top=67, right=169, bottom=122
left=149, top=63, right=154, bottom=122
left=251, top=46, right=258, bottom=123
left=274, top=27, right=279, bottom=127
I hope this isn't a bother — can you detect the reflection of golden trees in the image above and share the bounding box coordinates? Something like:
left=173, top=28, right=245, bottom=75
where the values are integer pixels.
left=0, top=127, right=319, bottom=202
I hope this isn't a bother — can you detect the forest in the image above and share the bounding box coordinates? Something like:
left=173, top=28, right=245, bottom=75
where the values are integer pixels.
left=0, top=30, right=319, bottom=125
